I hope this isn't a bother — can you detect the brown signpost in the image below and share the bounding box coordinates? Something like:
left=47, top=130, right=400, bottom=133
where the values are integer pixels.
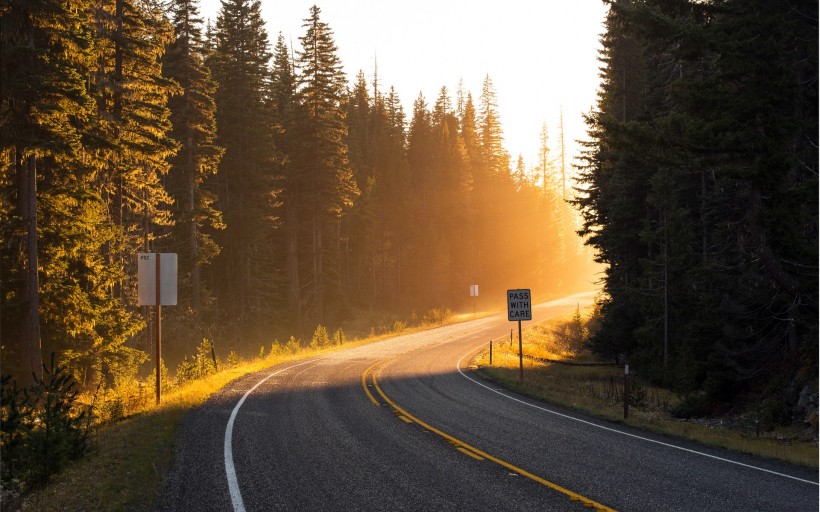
left=138, top=253, right=177, bottom=404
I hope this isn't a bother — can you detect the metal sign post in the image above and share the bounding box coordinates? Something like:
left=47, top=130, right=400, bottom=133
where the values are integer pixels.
left=156, top=255, right=161, bottom=405
left=138, top=253, right=177, bottom=404
left=469, top=284, right=479, bottom=317
left=518, top=320, right=523, bottom=382
left=507, top=289, right=532, bottom=383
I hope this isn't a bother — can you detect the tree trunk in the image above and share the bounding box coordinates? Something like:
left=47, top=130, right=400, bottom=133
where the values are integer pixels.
left=285, top=192, right=301, bottom=327
left=314, top=215, right=324, bottom=326
left=187, top=135, right=201, bottom=317
left=17, top=152, right=43, bottom=384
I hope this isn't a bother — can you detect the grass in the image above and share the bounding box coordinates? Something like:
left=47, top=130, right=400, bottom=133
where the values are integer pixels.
left=474, top=313, right=819, bottom=470
left=18, top=359, right=276, bottom=511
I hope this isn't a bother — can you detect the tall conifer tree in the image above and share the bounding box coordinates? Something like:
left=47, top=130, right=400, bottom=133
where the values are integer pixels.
left=294, top=5, right=358, bottom=325
left=0, top=0, right=96, bottom=382
left=163, top=0, right=224, bottom=326
left=209, top=0, right=274, bottom=322
left=269, top=33, right=302, bottom=327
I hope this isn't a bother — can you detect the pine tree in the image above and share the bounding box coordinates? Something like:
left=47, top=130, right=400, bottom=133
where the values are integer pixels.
left=79, top=0, right=179, bottom=379
left=0, top=0, right=96, bottom=382
left=404, top=93, right=434, bottom=303
left=294, top=5, right=358, bottom=325
left=269, top=33, right=303, bottom=326
left=208, top=0, right=274, bottom=322
left=477, top=74, right=509, bottom=176
left=573, top=0, right=653, bottom=364
left=163, top=0, right=224, bottom=326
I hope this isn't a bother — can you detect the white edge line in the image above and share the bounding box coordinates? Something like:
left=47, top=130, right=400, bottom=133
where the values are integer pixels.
left=456, top=344, right=818, bottom=487
left=224, top=357, right=327, bottom=512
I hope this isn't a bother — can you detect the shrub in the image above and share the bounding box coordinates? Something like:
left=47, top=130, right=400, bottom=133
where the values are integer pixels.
left=1, top=356, right=91, bottom=496
left=270, top=340, right=282, bottom=357
left=176, top=339, right=219, bottom=385
left=671, top=392, right=712, bottom=418
left=424, top=307, right=453, bottom=325
left=333, top=328, right=346, bottom=346
left=285, top=337, right=301, bottom=354
left=311, top=325, right=330, bottom=349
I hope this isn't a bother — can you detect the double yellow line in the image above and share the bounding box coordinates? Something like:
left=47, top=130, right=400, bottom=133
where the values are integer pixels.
left=361, top=361, right=616, bottom=512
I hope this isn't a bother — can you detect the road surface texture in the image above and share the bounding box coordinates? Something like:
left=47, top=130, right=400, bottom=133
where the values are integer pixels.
left=156, top=292, right=818, bottom=511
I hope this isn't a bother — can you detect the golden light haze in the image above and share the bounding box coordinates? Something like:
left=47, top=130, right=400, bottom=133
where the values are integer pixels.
left=200, top=0, right=607, bottom=172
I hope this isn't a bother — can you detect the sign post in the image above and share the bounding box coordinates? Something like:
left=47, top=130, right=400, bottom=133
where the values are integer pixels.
left=624, top=364, right=630, bottom=419
left=507, top=289, right=532, bottom=383
left=138, top=253, right=177, bottom=404
left=469, top=284, right=479, bottom=317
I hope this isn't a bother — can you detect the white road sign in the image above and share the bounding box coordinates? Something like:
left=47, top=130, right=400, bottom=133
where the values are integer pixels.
left=507, top=289, right=532, bottom=321
left=138, top=253, right=178, bottom=306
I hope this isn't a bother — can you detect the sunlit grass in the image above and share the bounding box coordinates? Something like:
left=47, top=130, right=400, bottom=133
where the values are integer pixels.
left=474, top=312, right=818, bottom=470
left=18, top=355, right=298, bottom=512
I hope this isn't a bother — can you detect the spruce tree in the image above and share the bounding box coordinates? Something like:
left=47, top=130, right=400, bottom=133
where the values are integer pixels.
left=80, top=0, right=178, bottom=378
left=0, top=0, right=96, bottom=382
left=294, top=5, right=358, bottom=325
left=208, top=0, right=274, bottom=323
left=163, top=0, right=224, bottom=326
left=269, top=33, right=302, bottom=326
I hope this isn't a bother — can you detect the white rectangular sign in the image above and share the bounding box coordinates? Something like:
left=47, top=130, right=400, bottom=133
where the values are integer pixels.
left=470, top=284, right=479, bottom=297
left=138, top=253, right=177, bottom=306
left=507, top=289, right=532, bottom=321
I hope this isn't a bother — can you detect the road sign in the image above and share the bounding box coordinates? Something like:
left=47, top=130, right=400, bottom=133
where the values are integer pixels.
left=470, top=284, right=479, bottom=297
left=137, top=253, right=177, bottom=406
left=138, top=253, right=177, bottom=306
left=507, top=289, right=532, bottom=321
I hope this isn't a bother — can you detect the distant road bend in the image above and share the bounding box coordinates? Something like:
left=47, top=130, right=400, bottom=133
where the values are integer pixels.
left=157, top=292, right=818, bottom=511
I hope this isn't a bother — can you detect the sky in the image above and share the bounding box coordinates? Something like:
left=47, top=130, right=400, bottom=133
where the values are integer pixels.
left=198, top=0, right=608, bottom=175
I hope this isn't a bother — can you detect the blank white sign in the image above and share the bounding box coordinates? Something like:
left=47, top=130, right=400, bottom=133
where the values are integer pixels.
left=137, top=253, right=177, bottom=306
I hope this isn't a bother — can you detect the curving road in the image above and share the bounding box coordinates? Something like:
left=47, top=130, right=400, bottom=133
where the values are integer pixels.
left=156, top=292, right=818, bottom=511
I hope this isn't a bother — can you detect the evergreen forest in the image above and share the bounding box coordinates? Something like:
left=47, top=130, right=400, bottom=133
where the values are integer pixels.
left=0, top=0, right=594, bottom=389
left=1, top=0, right=817, bottom=438
left=575, top=0, right=817, bottom=420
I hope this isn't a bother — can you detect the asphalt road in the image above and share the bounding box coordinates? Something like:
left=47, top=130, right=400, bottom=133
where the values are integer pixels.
left=156, top=292, right=818, bottom=511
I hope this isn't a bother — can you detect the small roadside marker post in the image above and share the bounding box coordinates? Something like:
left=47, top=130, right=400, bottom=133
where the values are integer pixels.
left=470, top=284, right=479, bottom=318
left=506, top=289, right=532, bottom=384
left=489, top=340, right=493, bottom=365
left=624, top=364, right=630, bottom=419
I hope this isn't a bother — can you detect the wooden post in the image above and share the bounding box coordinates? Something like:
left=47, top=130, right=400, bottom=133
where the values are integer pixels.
left=489, top=340, right=493, bottom=365
left=210, top=339, right=218, bottom=371
left=624, top=364, right=629, bottom=419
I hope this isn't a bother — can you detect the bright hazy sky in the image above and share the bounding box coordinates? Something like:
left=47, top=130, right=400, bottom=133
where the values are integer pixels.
left=199, top=1, right=607, bottom=174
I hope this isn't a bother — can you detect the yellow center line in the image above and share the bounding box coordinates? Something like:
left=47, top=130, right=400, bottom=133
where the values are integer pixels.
left=361, top=362, right=381, bottom=406
left=368, top=359, right=617, bottom=512
left=457, top=447, right=485, bottom=461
